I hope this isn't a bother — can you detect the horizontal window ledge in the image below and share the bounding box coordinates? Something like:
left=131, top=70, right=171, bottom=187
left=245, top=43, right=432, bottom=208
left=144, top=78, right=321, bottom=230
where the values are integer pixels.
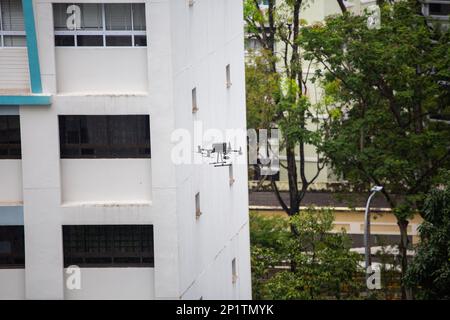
left=61, top=200, right=152, bottom=208
left=55, top=92, right=149, bottom=97
left=0, top=202, right=23, bottom=206
left=0, top=265, right=25, bottom=269
left=54, top=31, right=146, bottom=36
left=0, top=95, right=52, bottom=105
left=63, top=266, right=154, bottom=269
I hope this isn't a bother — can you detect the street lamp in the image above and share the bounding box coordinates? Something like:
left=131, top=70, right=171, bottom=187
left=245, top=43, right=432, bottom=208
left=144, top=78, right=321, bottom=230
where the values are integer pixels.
left=364, top=185, right=383, bottom=282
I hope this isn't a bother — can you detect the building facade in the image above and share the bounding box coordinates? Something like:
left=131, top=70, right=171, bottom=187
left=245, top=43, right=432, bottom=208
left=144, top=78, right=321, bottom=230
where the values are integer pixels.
left=0, top=0, right=251, bottom=300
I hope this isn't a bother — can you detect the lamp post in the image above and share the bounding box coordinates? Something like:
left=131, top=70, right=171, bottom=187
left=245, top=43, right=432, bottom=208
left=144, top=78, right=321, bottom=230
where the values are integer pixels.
left=364, top=186, right=383, bottom=284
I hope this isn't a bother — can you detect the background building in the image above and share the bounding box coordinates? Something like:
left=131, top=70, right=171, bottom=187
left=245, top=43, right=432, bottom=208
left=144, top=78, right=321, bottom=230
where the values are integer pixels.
left=421, top=0, right=450, bottom=27
left=0, top=0, right=251, bottom=300
left=247, top=0, right=380, bottom=191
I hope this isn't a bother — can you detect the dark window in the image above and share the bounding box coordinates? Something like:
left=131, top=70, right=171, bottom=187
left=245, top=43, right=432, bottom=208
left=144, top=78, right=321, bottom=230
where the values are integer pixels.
left=134, top=35, right=147, bottom=47
left=55, top=35, right=75, bottom=46
left=76, top=35, right=103, bottom=46
left=105, top=35, right=132, bottom=46
left=429, top=4, right=450, bottom=15
left=59, top=115, right=151, bottom=159
left=0, top=115, right=21, bottom=159
left=62, top=225, right=154, bottom=268
left=0, top=226, right=25, bottom=268
left=348, top=234, right=413, bottom=249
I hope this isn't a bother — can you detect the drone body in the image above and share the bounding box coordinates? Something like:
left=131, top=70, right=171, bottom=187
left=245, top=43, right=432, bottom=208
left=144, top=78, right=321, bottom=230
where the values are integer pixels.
left=197, top=142, right=242, bottom=167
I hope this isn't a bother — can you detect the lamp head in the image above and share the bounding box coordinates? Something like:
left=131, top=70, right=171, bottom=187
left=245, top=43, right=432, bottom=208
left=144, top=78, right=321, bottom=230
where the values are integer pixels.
left=371, top=186, right=383, bottom=192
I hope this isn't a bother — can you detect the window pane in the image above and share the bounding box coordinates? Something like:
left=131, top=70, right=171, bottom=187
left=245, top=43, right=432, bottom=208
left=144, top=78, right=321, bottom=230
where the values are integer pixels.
left=135, top=115, right=151, bottom=156
left=105, top=4, right=132, bottom=31
left=430, top=4, right=450, bottom=15
left=0, top=226, right=25, bottom=268
left=62, top=225, right=154, bottom=268
left=77, top=35, right=103, bottom=46
left=108, top=116, right=136, bottom=157
left=79, top=3, right=103, bottom=30
left=0, top=117, right=8, bottom=157
left=54, top=3, right=103, bottom=30
left=132, top=3, right=146, bottom=31
left=53, top=3, right=70, bottom=30
left=105, top=35, right=132, bottom=47
left=55, top=35, right=75, bottom=47
left=0, top=116, right=21, bottom=159
left=1, top=0, right=24, bottom=31
left=7, top=116, right=20, bottom=157
left=134, top=35, right=147, bottom=47
left=59, top=116, right=80, bottom=157
left=83, top=116, right=109, bottom=157
left=0, top=241, right=12, bottom=254
left=59, top=115, right=150, bottom=159
left=3, top=35, right=26, bottom=47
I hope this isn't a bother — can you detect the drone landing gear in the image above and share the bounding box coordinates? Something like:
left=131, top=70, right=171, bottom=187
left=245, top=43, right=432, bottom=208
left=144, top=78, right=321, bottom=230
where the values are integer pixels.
left=212, top=163, right=232, bottom=167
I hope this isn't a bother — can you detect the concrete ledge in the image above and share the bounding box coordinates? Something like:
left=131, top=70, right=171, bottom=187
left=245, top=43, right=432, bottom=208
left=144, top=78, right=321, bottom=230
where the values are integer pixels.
left=61, top=200, right=152, bottom=208
left=0, top=95, right=52, bottom=105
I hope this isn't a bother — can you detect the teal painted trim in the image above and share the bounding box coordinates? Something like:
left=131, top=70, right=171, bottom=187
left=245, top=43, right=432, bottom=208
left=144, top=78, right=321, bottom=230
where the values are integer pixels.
left=22, top=0, right=43, bottom=93
left=0, top=95, right=51, bottom=105
left=0, top=206, right=24, bottom=226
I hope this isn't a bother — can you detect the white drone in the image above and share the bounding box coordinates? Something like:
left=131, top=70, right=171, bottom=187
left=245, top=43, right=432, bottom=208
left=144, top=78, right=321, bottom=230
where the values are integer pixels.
left=197, top=142, right=242, bottom=167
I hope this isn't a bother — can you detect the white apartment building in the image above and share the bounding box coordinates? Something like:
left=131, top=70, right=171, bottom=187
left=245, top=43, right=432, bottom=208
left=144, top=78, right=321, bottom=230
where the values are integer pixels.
left=0, top=0, right=251, bottom=300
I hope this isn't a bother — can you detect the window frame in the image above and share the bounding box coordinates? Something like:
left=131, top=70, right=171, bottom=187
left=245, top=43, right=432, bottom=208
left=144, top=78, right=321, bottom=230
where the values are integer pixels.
left=195, top=192, right=201, bottom=218
left=226, top=64, right=232, bottom=88
left=192, top=87, right=198, bottom=113
left=53, top=3, right=147, bottom=47
left=59, top=115, right=151, bottom=159
left=428, top=3, right=450, bottom=16
left=231, top=258, right=238, bottom=284
left=0, top=0, right=27, bottom=48
left=0, top=115, right=21, bottom=159
left=62, top=224, right=154, bottom=268
left=0, top=225, right=25, bottom=269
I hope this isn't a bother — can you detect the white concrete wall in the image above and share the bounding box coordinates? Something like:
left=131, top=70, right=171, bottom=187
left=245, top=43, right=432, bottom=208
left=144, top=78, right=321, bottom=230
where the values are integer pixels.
left=0, top=269, right=25, bottom=299
left=63, top=268, right=154, bottom=300
left=60, top=159, right=152, bottom=205
left=20, top=105, right=64, bottom=299
left=170, top=0, right=251, bottom=299
left=0, top=160, right=23, bottom=204
left=55, top=48, right=149, bottom=94
left=0, top=48, right=30, bottom=93
left=25, top=0, right=181, bottom=300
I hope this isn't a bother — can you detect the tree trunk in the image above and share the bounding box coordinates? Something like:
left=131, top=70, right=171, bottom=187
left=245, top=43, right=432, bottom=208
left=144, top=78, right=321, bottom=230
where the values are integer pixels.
left=337, top=0, right=347, bottom=13
left=286, top=145, right=299, bottom=216
left=398, top=219, right=412, bottom=300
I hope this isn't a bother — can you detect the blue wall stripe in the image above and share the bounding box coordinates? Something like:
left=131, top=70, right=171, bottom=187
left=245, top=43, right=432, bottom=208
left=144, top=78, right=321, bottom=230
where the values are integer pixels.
left=22, top=0, right=43, bottom=94
left=0, top=95, right=51, bottom=105
left=0, top=206, right=24, bottom=226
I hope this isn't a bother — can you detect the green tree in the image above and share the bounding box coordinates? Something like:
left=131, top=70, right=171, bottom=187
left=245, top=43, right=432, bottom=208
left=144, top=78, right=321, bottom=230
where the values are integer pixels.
left=250, top=210, right=362, bottom=300
left=300, top=0, right=450, bottom=298
left=245, top=0, right=330, bottom=217
left=249, top=212, right=290, bottom=299
left=405, top=177, right=450, bottom=299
